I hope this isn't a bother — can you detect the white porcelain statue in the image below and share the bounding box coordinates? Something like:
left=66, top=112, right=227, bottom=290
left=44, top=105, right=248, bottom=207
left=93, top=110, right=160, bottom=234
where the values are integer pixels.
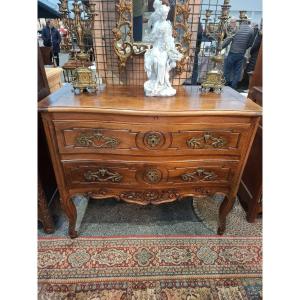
left=144, top=0, right=183, bottom=97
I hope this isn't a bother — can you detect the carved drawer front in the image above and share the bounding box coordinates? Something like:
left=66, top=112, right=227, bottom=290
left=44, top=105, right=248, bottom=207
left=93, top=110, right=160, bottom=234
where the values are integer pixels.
left=62, top=159, right=238, bottom=189
left=54, top=121, right=138, bottom=154
left=171, top=125, right=250, bottom=155
left=63, top=162, right=137, bottom=188
left=54, top=120, right=251, bottom=156
left=161, top=160, right=238, bottom=186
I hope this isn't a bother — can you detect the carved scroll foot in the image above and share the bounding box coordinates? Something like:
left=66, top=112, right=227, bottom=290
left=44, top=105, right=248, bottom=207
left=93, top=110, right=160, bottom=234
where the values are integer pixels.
left=69, top=229, right=78, bottom=239
left=43, top=224, right=55, bottom=234
left=61, top=195, right=78, bottom=238
left=217, top=195, right=235, bottom=235
left=217, top=226, right=225, bottom=235
left=246, top=213, right=256, bottom=223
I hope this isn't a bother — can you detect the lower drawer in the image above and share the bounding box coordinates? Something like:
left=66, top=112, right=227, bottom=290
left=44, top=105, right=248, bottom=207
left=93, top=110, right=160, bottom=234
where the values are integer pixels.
left=62, top=159, right=239, bottom=189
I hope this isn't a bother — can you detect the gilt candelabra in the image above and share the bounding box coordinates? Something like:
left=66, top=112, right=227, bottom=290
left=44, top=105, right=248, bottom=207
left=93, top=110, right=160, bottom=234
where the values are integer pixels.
left=201, top=0, right=232, bottom=94
left=58, top=0, right=98, bottom=93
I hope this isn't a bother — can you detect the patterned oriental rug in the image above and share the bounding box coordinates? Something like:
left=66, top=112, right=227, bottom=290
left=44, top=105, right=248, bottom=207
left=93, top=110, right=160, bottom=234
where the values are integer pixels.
left=38, top=235, right=262, bottom=299
left=38, top=197, right=262, bottom=299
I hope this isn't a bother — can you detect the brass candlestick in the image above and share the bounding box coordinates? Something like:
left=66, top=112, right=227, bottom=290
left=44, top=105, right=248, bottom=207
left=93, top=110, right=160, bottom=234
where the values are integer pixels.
left=201, top=0, right=232, bottom=94
left=58, top=0, right=98, bottom=94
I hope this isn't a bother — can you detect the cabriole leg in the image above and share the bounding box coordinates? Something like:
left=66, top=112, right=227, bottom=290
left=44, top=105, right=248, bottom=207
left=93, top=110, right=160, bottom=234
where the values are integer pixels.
left=217, top=194, right=236, bottom=235
left=61, top=194, right=78, bottom=238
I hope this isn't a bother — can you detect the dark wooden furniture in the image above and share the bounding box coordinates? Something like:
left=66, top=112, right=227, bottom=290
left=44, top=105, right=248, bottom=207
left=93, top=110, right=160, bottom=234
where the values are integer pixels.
left=38, top=178, right=55, bottom=233
left=238, top=85, right=262, bottom=222
left=38, top=46, right=56, bottom=233
left=238, top=41, right=263, bottom=223
left=248, top=40, right=262, bottom=92
left=38, top=84, right=262, bottom=238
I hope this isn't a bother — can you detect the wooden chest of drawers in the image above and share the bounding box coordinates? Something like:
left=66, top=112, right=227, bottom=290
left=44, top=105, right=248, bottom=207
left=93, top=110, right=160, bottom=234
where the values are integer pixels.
left=38, top=84, right=262, bottom=238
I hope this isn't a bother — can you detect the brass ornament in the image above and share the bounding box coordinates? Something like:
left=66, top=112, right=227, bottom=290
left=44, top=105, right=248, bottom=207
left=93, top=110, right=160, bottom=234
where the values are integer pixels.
left=187, top=132, right=227, bottom=149
left=72, top=65, right=97, bottom=94
left=58, top=0, right=98, bottom=93
left=75, top=131, right=120, bottom=148
left=181, top=168, right=217, bottom=182
left=58, top=0, right=97, bottom=51
left=201, top=69, right=226, bottom=94
left=143, top=131, right=165, bottom=149
left=143, top=168, right=162, bottom=184
left=201, top=0, right=233, bottom=94
left=84, top=168, right=123, bottom=183
left=112, top=0, right=134, bottom=68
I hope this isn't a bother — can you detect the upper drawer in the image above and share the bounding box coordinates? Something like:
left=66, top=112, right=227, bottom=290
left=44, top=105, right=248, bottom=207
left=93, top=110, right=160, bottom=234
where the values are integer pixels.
left=53, top=120, right=251, bottom=156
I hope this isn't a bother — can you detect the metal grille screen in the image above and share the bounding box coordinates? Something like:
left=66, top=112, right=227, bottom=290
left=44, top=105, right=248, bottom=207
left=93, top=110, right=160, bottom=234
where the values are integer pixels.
left=90, top=0, right=224, bottom=86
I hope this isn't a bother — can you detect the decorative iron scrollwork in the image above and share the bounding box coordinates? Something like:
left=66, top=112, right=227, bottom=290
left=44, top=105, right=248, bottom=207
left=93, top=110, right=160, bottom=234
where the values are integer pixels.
left=143, top=168, right=162, bottom=184
left=181, top=168, right=217, bottom=182
left=75, top=131, right=120, bottom=148
left=84, top=168, right=123, bottom=183
left=187, top=133, right=227, bottom=149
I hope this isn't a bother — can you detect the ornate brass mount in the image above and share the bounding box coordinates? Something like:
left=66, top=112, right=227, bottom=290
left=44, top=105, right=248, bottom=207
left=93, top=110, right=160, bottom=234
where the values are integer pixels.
left=181, top=168, right=217, bottom=182
left=72, top=65, right=97, bottom=94
left=187, top=133, right=227, bottom=149
left=112, top=0, right=133, bottom=68
left=75, top=131, right=120, bottom=148
left=201, top=69, right=226, bottom=94
left=143, top=131, right=164, bottom=149
left=143, top=168, right=162, bottom=184
left=58, top=0, right=97, bottom=52
left=112, top=0, right=191, bottom=74
left=146, top=134, right=161, bottom=148
left=84, top=168, right=122, bottom=183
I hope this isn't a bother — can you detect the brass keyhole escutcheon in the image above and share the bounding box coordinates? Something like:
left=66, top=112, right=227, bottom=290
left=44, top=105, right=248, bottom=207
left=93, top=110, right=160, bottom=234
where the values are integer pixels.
left=143, top=168, right=162, bottom=184
left=143, top=131, right=165, bottom=149
left=148, top=134, right=160, bottom=147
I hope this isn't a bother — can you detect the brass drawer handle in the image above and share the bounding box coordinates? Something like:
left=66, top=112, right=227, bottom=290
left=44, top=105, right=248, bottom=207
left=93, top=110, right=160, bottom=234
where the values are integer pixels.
left=76, top=131, right=120, bottom=148
left=84, top=168, right=123, bottom=183
left=181, top=168, right=217, bottom=182
left=187, top=132, right=227, bottom=149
